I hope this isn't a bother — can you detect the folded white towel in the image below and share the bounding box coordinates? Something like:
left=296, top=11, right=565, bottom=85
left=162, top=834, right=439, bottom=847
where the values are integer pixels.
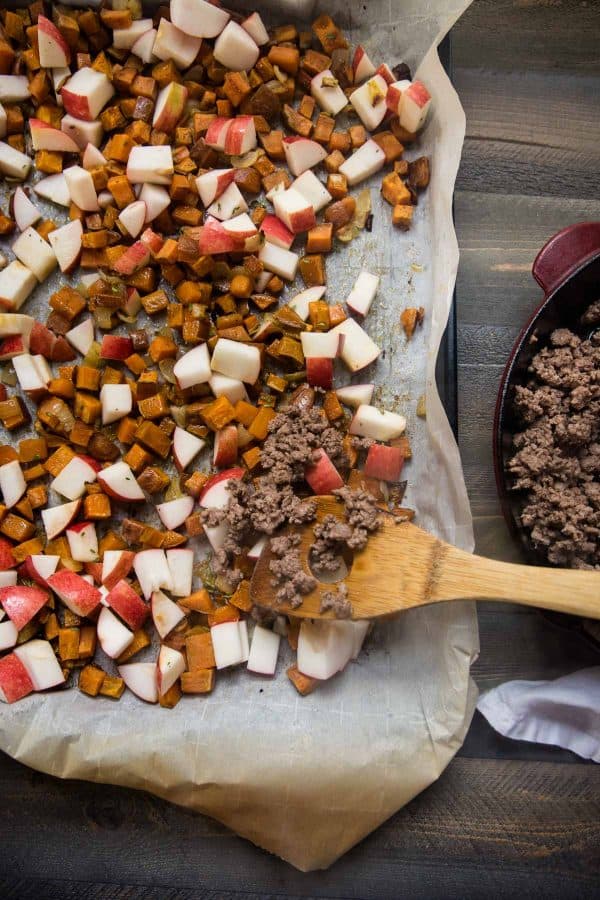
left=477, top=667, right=600, bottom=763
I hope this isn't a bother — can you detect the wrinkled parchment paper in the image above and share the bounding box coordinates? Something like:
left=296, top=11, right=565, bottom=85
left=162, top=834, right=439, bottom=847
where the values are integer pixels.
left=0, top=0, right=479, bottom=871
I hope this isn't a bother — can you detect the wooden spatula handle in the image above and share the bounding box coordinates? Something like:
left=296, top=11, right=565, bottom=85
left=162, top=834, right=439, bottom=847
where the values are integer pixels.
left=437, top=543, right=600, bottom=617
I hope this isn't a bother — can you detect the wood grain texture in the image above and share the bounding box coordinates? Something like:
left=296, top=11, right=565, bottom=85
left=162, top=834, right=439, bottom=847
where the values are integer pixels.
left=0, top=753, right=599, bottom=899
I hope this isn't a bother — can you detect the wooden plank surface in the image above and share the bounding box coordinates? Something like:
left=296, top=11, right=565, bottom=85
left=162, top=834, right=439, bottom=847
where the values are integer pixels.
left=2, top=1, right=600, bottom=896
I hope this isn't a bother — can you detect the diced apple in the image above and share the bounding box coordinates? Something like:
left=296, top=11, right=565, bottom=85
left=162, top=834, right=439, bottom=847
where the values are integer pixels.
left=209, top=373, right=247, bottom=405
left=242, top=11, right=269, bottom=45
left=301, top=331, right=341, bottom=358
left=171, top=0, right=230, bottom=38
left=292, top=170, right=332, bottom=213
left=0, top=584, right=48, bottom=630
left=352, top=45, right=376, bottom=83
left=330, top=316, right=381, bottom=371
left=224, top=115, right=257, bottom=155
left=305, top=448, right=344, bottom=493
left=52, top=67, right=71, bottom=95
left=283, top=137, right=327, bottom=177
left=66, top=521, right=98, bottom=563
left=37, top=15, right=71, bottom=67
left=166, top=548, right=194, bottom=598
left=0, top=619, right=17, bottom=652
left=260, top=214, right=294, bottom=250
left=12, top=228, right=56, bottom=282
left=12, top=353, right=50, bottom=392
left=14, top=639, right=65, bottom=691
left=273, top=188, right=316, bottom=235
left=118, top=662, right=157, bottom=703
left=118, top=200, right=146, bottom=239
left=97, top=607, right=134, bottom=659
left=349, top=404, right=407, bottom=440
left=211, top=620, right=248, bottom=669
left=157, top=645, right=186, bottom=695
left=100, top=383, right=133, bottom=425
left=211, top=337, right=261, bottom=384
left=297, top=619, right=365, bottom=679
left=151, top=589, right=185, bottom=639
left=311, top=70, right=348, bottom=116
left=173, top=342, right=211, bottom=390
left=134, top=549, right=173, bottom=601
left=0, top=76, right=30, bottom=103
left=386, top=79, right=410, bottom=114
left=131, top=28, right=158, bottom=64
left=364, top=443, right=404, bottom=481
left=41, top=499, right=81, bottom=541
left=113, top=240, right=151, bottom=276
left=195, top=168, right=235, bottom=207
left=33, top=173, right=71, bottom=207
left=214, top=21, right=259, bottom=72
left=222, top=213, right=261, bottom=250
left=349, top=75, right=389, bottom=131
left=50, top=455, right=97, bottom=501
left=0, top=103, right=6, bottom=140
left=153, top=82, right=188, bottom=133
left=305, top=357, right=332, bottom=389
left=0, top=459, right=25, bottom=509
left=61, top=114, right=103, bottom=150
left=47, top=219, right=83, bottom=273
left=207, top=181, right=248, bottom=220
left=102, top=550, right=135, bottom=591
left=199, top=468, right=244, bottom=510
left=376, top=63, right=395, bottom=85
left=247, top=625, right=280, bottom=676
left=66, top=318, right=94, bottom=356
left=21, top=555, right=59, bottom=588
left=339, top=139, right=386, bottom=186
left=152, top=18, right=202, bottom=70
left=156, top=495, right=195, bottom=531
left=113, top=18, right=154, bottom=49
left=12, top=188, right=41, bottom=232
left=139, top=183, right=170, bottom=223
left=204, top=117, right=233, bottom=152
left=172, top=426, right=205, bottom=472
left=399, top=80, right=432, bottom=132
left=288, top=286, right=326, bottom=320
left=346, top=271, right=379, bottom=317
left=247, top=535, right=268, bottom=561
left=106, top=579, right=148, bottom=630
left=127, top=145, right=173, bottom=185
left=259, top=242, right=299, bottom=281
left=98, top=461, right=144, bottom=502
left=64, top=165, right=99, bottom=212
left=336, top=383, right=374, bottom=408
left=82, top=144, right=106, bottom=171
left=47, top=570, right=101, bottom=617
left=0, top=141, right=31, bottom=180
left=29, top=118, right=79, bottom=153
left=61, top=67, right=114, bottom=121
left=213, top=424, right=238, bottom=468
left=100, top=334, right=134, bottom=361
left=0, top=652, right=34, bottom=703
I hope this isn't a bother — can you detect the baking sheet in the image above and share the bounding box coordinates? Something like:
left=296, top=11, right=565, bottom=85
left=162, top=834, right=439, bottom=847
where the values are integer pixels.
left=0, top=0, right=479, bottom=871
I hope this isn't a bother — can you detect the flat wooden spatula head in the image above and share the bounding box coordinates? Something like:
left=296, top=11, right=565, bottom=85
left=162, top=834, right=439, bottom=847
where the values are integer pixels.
left=250, top=495, right=442, bottom=619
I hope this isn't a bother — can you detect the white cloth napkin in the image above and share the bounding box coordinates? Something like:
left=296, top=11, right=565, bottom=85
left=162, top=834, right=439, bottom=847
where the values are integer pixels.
left=477, top=667, right=600, bottom=762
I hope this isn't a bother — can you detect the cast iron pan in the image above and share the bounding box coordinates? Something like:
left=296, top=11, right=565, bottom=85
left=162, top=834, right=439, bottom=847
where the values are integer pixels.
left=494, top=221, right=600, bottom=646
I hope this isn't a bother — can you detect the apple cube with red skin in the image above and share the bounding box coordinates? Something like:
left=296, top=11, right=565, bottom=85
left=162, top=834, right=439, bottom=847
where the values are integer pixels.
left=101, top=550, right=135, bottom=591
left=98, top=461, right=145, bottom=503
left=306, top=357, right=334, bottom=390
left=399, top=80, right=432, bottom=132
left=106, top=579, right=149, bottom=631
left=47, top=570, right=102, bottom=618
left=100, top=334, right=134, bottom=361
left=304, top=448, right=344, bottom=493
left=47, top=219, right=83, bottom=274
left=126, top=146, right=173, bottom=185
left=352, top=45, right=376, bottom=83
left=376, top=63, right=395, bottom=85
left=204, top=117, right=233, bottom=152
left=213, top=424, right=239, bottom=468
left=156, top=496, right=195, bottom=531
left=97, top=607, right=134, bottom=659
left=113, top=18, right=154, bottom=50
left=386, top=79, right=411, bottom=114
left=195, top=168, right=236, bottom=207
left=0, top=537, right=15, bottom=570
left=61, top=68, right=114, bottom=122
left=173, top=426, right=205, bottom=471
left=153, top=82, right=188, bottom=133
left=224, top=116, right=257, bottom=156
left=139, top=227, right=163, bottom=256
left=241, top=11, right=269, bottom=45
left=41, top=499, right=81, bottom=540
left=152, top=18, right=202, bottom=71
left=0, top=652, right=34, bottom=703
left=198, top=214, right=259, bottom=255
left=364, top=444, right=404, bottom=482
left=118, top=662, right=157, bottom=703
left=283, top=137, right=327, bottom=177
left=214, top=21, right=259, bottom=72
left=113, top=241, right=150, bottom=276
left=260, top=214, right=294, bottom=250
left=21, top=554, right=59, bottom=587
left=0, top=584, right=48, bottom=630
left=37, top=16, right=71, bottom=68
left=207, top=181, right=248, bottom=221
left=273, top=188, right=316, bottom=235
left=29, top=119, right=80, bottom=154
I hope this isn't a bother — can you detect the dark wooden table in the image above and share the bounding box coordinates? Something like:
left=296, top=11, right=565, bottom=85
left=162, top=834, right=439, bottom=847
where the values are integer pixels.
left=2, top=2, right=600, bottom=897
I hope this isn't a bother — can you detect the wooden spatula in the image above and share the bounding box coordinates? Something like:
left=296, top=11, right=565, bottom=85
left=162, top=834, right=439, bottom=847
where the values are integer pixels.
left=250, top=496, right=600, bottom=619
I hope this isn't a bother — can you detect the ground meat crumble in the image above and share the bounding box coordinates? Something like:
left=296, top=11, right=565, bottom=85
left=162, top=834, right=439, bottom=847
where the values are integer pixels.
left=507, top=311, right=600, bottom=568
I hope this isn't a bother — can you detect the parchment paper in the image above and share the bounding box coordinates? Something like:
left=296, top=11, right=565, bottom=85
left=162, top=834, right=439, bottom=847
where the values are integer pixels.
left=0, top=0, right=479, bottom=871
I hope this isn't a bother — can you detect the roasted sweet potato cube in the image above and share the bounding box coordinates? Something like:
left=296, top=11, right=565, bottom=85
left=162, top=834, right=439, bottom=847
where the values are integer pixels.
left=79, top=664, right=106, bottom=697
left=45, top=612, right=60, bottom=641
left=299, top=254, right=326, bottom=287
left=201, top=396, right=236, bottom=431
left=159, top=681, right=182, bottom=708
left=12, top=537, right=44, bottom=564
left=242, top=446, right=261, bottom=471
left=83, top=492, right=111, bottom=520
left=49, top=286, right=86, bottom=321
left=44, top=444, right=76, bottom=477
left=287, top=664, right=320, bottom=695
left=185, top=512, right=204, bottom=538
left=392, top=204, right=414, bottom=230
left=181, top=669, right=215, bottom=694
left=59, top=628, right=80, bottom=662
left=99, top=674, right=125, bottom=699
left=186, top=632, right=216, bottom=670
left=18, top=437, right=47, bottom=463
left=134, top=421, right=171, bottom=458
left=78, top=625, right=97, bottom=658
left=0, top=514, right=36, bottom=543
left=373, top=131, right=404, bottom=163
left=26, top=484, right=47, bottom=509
left=123, top=443, right=153, bottom=473
left=137, top=465, right=170, bottom=494
left=382, top=172, right=412, bottom=206
left=248, top=406, right=275, bottom=441
left=74, top=393, right=102, bottom=424
left=180, top=588, right=213, bottom=613
left=400, top=306, right=425, bottom=339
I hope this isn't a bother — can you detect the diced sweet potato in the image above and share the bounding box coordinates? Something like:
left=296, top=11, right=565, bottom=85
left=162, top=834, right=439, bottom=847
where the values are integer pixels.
left=79, top=664, right=106, bottom=697
left=181, top=669, right=215, bottom=694
left=287, top=664, right=320, bottom=695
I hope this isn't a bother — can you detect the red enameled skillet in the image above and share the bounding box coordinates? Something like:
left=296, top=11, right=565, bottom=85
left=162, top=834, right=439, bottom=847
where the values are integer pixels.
left=494, top=221, right=600, bottom=566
